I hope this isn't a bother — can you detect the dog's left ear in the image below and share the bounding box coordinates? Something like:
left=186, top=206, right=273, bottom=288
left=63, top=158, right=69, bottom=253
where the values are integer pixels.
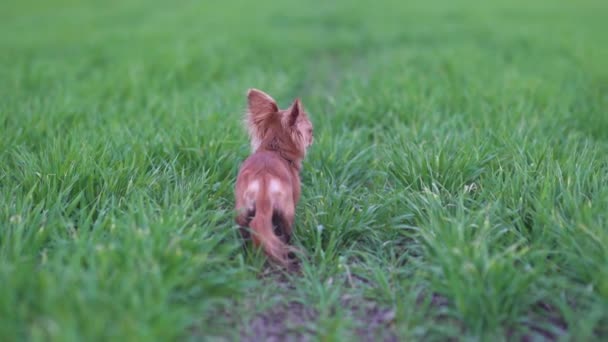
left=247, top=88, right=278, bottom=117
left=285, top=98, right=302, bottom=127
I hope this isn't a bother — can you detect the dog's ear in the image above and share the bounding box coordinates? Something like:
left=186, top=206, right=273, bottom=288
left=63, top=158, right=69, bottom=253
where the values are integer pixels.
left=247, top=89, right=278, bottom=117
left=285, top=98, right=302, bottom=127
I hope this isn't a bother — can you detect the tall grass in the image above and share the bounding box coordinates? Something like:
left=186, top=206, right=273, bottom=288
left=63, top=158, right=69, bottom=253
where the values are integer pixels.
left=1, top=0, right=607, bottom=340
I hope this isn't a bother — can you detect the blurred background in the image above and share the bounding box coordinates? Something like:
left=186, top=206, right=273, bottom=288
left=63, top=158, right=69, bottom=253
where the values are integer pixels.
left=3, top=0, right=606, bottom=137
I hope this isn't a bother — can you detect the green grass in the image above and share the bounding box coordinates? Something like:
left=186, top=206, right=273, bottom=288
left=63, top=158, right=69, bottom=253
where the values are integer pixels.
left=2, top=0, right=608, bottom=340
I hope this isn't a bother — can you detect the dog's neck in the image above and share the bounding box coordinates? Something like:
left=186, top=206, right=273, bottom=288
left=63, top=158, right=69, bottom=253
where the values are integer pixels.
left=256, top=136, right=303, bottom=172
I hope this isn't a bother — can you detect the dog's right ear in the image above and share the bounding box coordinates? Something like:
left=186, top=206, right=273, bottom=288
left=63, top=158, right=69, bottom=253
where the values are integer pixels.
left=247, top=89, right=278, bottom=117
left=285, top=98, right=302, bottom=127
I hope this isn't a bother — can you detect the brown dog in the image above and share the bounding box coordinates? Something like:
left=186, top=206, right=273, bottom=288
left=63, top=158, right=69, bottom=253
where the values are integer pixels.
left=234, top=89, right=314, bottom=266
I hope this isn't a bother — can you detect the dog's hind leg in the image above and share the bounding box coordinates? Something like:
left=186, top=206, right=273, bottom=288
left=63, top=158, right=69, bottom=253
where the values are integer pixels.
left=236, top=206, right=255, bottom=242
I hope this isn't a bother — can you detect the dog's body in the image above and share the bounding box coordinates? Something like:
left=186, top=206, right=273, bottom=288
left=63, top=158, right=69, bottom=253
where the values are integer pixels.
left=235, top=89, right=313, bottom=266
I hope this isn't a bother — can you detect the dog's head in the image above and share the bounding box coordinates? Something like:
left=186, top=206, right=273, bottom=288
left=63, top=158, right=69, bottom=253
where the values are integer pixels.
left=245, top=88, right=313, bottom=155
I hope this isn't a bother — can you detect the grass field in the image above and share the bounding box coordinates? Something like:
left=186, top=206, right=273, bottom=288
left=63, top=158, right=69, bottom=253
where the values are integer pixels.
left=1, top=0, right=608, bottom=340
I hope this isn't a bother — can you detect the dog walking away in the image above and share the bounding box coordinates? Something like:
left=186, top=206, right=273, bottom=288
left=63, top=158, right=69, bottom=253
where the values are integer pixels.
left=234, top=89, right=314, bottom=267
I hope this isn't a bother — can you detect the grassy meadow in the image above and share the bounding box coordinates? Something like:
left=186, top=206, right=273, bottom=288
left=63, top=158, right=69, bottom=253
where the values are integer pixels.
left=1, top=0, right=607, bottom=340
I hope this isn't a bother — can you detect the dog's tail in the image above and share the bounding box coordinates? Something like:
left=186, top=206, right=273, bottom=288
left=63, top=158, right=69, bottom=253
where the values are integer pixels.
left=249, top=192, right=290, bottom=266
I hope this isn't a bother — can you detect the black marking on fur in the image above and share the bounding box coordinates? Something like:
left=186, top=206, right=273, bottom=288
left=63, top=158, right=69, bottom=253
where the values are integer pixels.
left=272, top=211, right=291, bottom=244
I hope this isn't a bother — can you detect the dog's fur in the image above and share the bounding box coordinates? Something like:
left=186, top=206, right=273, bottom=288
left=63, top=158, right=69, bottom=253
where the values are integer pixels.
left=234, top=89, right=313, bottom=266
